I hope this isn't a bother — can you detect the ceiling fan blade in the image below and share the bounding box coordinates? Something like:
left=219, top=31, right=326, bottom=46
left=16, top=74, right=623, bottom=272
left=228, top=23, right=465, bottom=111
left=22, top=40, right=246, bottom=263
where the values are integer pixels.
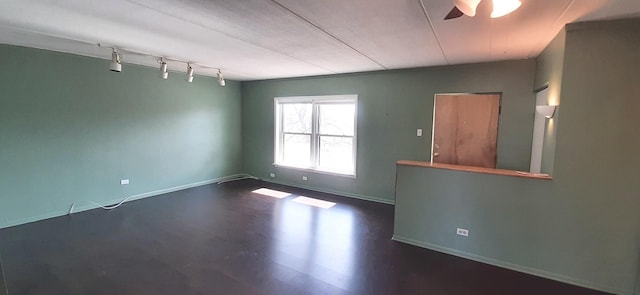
left=444, top=6, right=464, bottom=20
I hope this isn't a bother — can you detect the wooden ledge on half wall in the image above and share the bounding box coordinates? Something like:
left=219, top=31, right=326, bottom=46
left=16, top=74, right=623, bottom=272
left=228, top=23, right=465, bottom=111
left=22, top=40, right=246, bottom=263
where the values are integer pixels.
left=396, top=160, right=552, bottom=180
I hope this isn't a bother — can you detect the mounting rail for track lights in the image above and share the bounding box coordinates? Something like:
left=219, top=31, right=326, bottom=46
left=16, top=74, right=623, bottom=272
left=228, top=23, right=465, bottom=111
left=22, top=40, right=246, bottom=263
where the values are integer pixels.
left=98, top=44, right=224, bottom=84
left=186, top=63, right=194, bottom=83
left=110, top=49, right=122, bottom=72
left=217, top=70, right=226, bottom=87
left=159, top=58, right=169, bottom=79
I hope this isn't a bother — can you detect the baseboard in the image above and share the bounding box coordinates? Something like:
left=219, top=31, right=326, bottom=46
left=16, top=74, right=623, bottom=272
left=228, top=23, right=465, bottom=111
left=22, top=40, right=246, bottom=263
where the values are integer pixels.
left=636, top=268, right=640, bottom=295
left=260, top=178, right=395, bottom=205
left=0, top=174, right=248, bottom=229
left=391, top=235, right=626, bottom=295
left=0, top=209, right=72, bottom=230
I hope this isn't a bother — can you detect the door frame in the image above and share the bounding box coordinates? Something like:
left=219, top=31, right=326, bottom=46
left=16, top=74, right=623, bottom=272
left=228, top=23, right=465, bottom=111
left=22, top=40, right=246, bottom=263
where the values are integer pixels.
left=430, top=92, right=503, bottom=164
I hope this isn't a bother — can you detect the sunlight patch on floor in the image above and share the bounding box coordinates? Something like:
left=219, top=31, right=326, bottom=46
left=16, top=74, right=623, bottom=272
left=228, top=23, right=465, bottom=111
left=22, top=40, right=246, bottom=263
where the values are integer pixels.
left=252, top=188, right=292, bottom=199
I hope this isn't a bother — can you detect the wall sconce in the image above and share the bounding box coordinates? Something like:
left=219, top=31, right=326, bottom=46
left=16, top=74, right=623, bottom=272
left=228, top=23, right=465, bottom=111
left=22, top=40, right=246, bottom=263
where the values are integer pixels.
left=536, top=105, right=557, bottom=118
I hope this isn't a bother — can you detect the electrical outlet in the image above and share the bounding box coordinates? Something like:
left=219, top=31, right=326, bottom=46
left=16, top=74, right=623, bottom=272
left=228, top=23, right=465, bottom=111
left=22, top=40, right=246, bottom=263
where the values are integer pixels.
left=417, top=129, right=423, bottom=136
left=120, top=179, right=130, bottom=185
left=302, top=176, right=308, bottom=181
left=456, top=228, right=469, bottom=237
left=270, top=173, right=275, bottom=178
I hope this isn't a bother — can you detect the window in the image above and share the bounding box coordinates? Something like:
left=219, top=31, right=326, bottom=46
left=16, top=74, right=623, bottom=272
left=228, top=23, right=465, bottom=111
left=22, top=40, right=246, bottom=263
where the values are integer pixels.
left=274, top=95, right=357, bottom=177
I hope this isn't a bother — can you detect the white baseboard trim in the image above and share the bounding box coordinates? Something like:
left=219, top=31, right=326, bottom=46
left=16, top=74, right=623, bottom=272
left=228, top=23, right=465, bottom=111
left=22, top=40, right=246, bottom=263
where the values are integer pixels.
left=0, top=174, right=248, bottom=229
left=260, top=178, right=395, bottom=205
left=391, top=235, right=626, bottom=295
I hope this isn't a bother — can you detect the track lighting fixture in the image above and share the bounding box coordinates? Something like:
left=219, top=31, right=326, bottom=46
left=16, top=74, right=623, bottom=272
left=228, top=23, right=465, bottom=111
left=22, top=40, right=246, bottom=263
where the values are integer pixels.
left=109, top=49, right=122, bottom=72
left=217, top=70, right=226, bottom=87
left=186, top=63, right=194, bottom=83
left=98, top=44, right=225, bottom=84
left=159, top=58, right=168, bottom=79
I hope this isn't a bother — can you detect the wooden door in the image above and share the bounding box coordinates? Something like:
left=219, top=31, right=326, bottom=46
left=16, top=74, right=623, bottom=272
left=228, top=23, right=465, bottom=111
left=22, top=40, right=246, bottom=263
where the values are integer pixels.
left=432, top=94, right=500, bottom=168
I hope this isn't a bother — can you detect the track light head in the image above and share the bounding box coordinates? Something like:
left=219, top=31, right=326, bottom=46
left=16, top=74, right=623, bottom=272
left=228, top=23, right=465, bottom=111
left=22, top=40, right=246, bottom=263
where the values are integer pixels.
left=110, top=49, right=122, bottom=72
left=186, top=63, right=194, bottom=83
left=217, top=70, right=226, bottom=87
left=159, top=58, right=168, bottom=79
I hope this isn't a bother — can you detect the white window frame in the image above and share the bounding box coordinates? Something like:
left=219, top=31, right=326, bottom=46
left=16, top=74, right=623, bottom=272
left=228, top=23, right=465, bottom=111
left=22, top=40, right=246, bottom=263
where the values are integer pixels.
left=274, top=95, right=358, bottom=178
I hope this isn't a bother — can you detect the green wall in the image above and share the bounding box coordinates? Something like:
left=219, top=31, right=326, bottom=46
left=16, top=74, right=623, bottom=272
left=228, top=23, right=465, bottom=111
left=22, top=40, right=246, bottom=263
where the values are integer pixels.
left=0, top=45, right=243, bottom=228
left=242, top=60, right=536, bottom=203
left=557, top=18, right=640, bottom=292
left=4, top=16, right=636, bottom=294
left=394, top=18, right=640, bottom=295
left=535, top=29, right=566, bottom=175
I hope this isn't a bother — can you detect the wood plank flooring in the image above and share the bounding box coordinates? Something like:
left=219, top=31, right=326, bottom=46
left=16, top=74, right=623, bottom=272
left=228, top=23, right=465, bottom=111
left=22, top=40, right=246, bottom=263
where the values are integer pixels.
left=0, top=251, right=7, bottom=295
left=0, top=179, right=608, bottom=294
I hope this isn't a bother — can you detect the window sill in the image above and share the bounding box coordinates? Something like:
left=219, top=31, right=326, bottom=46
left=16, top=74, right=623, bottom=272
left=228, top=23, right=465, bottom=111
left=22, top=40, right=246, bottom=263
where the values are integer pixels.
left=273, top=163, right=357, bottom=179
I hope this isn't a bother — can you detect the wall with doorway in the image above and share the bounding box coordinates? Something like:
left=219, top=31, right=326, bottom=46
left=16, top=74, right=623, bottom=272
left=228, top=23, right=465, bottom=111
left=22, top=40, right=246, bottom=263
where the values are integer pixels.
left=394, top=18, right=640, bottom=294
left=242, top=60, right=536, bottom=203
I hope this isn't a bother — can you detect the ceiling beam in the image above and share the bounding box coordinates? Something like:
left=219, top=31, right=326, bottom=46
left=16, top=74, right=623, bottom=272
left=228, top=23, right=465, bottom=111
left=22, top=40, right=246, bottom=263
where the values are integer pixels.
left=270, top=0, right=387, bottom=70
left=418, top=0, right=450, bottom=65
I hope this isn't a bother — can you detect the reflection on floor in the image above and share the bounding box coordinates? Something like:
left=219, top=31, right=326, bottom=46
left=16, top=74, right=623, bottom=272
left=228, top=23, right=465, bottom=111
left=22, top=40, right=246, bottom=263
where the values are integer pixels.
left=251, top=187, right=292, bottom=199
left=0, top=179, right=606, bottom=295
left=291, top=196, right=336, bottom=209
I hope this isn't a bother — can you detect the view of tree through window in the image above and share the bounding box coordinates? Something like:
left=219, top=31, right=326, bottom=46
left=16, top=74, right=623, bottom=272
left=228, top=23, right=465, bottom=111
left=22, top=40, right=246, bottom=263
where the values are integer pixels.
left=275, top=95, right=357, bottom=176
left=318, top=104, right=355, bottom=173
left=281, top=104, right=312, bottom=166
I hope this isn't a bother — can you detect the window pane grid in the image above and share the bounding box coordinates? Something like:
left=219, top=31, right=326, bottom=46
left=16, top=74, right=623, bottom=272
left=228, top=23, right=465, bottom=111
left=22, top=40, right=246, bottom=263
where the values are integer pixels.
left=319, top=104, right=355, bottom=136
left=318, top=135, right=354, bottom=174
left=282, top=134, right=311, bottom=167
left=283, top=132, right=312, bottom=136
left=282, top=103, right=312, bottom=133
left=316, top=133, right=353, bottom=138
left=275, top=95, right=357, bottom=176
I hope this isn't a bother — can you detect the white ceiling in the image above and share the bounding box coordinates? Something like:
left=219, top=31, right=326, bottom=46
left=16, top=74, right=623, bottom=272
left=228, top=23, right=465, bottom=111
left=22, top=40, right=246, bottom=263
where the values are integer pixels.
left=0, top=0, right=639, bottom=81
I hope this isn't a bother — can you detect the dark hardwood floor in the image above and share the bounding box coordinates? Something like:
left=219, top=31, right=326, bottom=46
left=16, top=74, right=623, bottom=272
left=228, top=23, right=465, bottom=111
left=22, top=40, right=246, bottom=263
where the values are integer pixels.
left=0, top=252, right=6, bottom=295
left=0, top=179, right=607, bottom=295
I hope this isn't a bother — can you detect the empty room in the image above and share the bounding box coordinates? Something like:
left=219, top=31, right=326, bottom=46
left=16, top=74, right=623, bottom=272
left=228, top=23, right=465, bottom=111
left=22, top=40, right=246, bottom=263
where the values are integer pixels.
left=1, top=0, right=639, bottom=294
